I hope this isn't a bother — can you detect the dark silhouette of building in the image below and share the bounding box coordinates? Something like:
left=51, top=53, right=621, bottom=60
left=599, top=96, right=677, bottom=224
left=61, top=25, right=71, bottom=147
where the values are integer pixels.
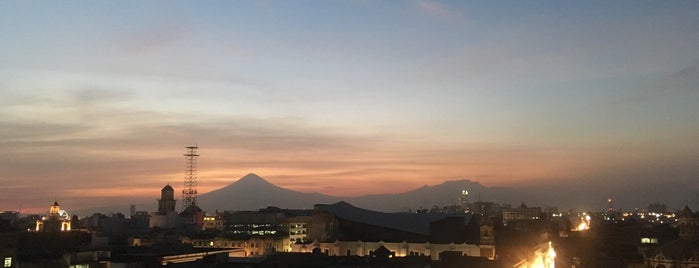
left=648, top=206, right=699, bottom=267
left=0, top=217, right=18, bottom=268
left=158, top=185, right=176, bottom=214
left=180, top=203, right=204, bottom=234
left=151, top=185, right=180, bottom=229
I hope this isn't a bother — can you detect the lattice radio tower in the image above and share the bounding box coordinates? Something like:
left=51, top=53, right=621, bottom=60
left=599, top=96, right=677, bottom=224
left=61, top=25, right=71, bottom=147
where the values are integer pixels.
left=181, top=145, right=199, bottom=211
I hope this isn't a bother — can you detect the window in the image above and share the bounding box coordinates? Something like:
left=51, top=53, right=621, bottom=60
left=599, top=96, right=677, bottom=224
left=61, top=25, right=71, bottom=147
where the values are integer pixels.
left=3, top=257, right=11, bottom=268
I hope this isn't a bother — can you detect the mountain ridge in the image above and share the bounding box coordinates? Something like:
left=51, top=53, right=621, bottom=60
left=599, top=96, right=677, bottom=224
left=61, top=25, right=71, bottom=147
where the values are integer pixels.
left=71, top=173, right=699, bottom=216
left=196, top=173, right=525, bottom=212
left=197, top=173, right=339, bottom=211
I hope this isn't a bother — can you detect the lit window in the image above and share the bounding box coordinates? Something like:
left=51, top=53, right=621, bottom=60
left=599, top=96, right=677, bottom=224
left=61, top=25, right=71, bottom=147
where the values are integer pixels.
left=4, top=257, right=11, bottom=267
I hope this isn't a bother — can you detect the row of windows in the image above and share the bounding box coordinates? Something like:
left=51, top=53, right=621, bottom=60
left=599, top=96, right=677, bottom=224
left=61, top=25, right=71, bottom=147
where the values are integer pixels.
left=193, top=240, right=278, bottom=248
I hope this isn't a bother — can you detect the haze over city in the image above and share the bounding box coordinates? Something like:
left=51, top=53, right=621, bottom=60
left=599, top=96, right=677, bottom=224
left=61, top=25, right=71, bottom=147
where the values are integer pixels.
left=1, top=1, right=698, bottom=213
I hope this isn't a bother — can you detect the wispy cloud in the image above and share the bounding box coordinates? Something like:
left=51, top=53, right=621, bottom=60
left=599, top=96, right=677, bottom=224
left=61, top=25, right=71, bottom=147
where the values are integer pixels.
left=415, top=0, right=464, bottom=23
left=72, top=88, right=135, bottom=104
left=2, top=1, right=697, bottom=212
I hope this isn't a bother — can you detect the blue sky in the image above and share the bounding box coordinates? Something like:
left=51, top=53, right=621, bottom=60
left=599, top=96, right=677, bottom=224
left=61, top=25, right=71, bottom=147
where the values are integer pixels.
left=1, top=1, right=698, bottom=212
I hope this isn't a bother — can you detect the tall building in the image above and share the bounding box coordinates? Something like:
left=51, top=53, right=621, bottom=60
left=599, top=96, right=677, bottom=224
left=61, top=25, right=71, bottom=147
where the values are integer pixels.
left=158, top=185, right=176, bottom=214
left=151, top=185, right=179, bottom=229
left=458, top=190, right=470, bottom=212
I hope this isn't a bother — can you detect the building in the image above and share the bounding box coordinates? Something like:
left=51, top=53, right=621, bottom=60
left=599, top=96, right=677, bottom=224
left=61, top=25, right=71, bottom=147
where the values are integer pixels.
left=298, top=202, right=495, bottom=260
left=502, top=203, right=543, bottom=225
left=112, top=246, right=240, bottom=266
left=287, top=215, right=311, bottom=244
left=291, top=240, right=491, bottom=260
left=158, top=184, right=177, bottom=213
left=184, top=207, right=314, bottom=254
left=181, top=236, right=285, bottom=257
left=130, top=211, right=150, bottom=232
left=17, top=230, right=107, bottom=267
left=223, top=210, right=288, bottom=238
left=202, top=213, right=224, bottom=232
left=648, top=203, right=668, bottom=214
left=180, top=203, right=204, bottom=234
left=150, top=185, right=180, bottom=229
left=0, top=212, right=19, bottom=225
left=183, top=202, right=495, bottom=260
left=647, top=206, right=699, bottom=268
left=35, top=201, right=71, bottom=232
left=472, top=201, right=499, bottom=218
left=0, top=219, right=18, bottom=268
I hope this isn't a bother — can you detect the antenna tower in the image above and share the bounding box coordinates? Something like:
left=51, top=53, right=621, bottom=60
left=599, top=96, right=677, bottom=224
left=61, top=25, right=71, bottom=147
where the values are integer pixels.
left=181, top=145, right=199, bottom=211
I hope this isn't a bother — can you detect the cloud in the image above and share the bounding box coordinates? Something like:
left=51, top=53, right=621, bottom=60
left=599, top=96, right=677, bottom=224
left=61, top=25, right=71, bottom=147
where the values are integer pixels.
left=72, top=88, right=135, bottom=104
left=122, top=26, right=184, bottom=53
left=415, top=1, right=464, bottom=23
left=0, top=93, right=394, bottom=210
left=0, top=121, right=88, bottom=141
left=2, top=92, right=696, bottom=211
left=0, top=92, right=533, bottom=207
left=117, top=5, right=190, bottom=54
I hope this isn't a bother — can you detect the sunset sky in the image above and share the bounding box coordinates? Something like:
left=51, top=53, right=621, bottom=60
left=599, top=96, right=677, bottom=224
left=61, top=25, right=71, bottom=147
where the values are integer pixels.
left=1, top=1, right=698, bottom=213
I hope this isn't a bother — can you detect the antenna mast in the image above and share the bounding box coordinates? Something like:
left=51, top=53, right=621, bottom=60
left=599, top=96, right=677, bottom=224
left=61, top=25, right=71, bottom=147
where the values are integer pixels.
left=182, top=145, right=199, bottom=211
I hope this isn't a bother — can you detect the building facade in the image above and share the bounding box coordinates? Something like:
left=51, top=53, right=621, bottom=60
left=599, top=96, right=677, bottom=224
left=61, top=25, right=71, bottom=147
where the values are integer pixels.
left=290, top=240, right=495, bottom=260
left=502, top=203, right=543, bottom=225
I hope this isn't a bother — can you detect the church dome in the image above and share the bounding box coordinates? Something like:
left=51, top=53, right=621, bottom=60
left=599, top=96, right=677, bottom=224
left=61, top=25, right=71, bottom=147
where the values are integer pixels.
left=681, top=206, right=694, bottom=218
left=180, top=204, right=203, bottom=216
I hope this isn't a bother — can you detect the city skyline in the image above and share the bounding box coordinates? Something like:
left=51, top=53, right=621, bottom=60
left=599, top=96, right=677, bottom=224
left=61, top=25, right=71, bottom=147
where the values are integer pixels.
left=1, top=1, right=698, bottom=212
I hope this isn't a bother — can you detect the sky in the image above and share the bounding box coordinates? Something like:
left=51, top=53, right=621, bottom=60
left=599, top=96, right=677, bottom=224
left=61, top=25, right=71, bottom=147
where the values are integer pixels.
left=1, top=1, right=698, bottom=213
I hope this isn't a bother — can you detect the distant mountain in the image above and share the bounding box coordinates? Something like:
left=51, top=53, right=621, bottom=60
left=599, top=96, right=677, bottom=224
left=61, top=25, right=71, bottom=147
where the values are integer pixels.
left=346, top=180, right=526, bottom=212
left=196, top=173, right=339, bottom=211
left=75, top=173, right=699, bottom=215
left=73, top=174, right=531, bottom=215
left=196, top=173, right=526, bottom=212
